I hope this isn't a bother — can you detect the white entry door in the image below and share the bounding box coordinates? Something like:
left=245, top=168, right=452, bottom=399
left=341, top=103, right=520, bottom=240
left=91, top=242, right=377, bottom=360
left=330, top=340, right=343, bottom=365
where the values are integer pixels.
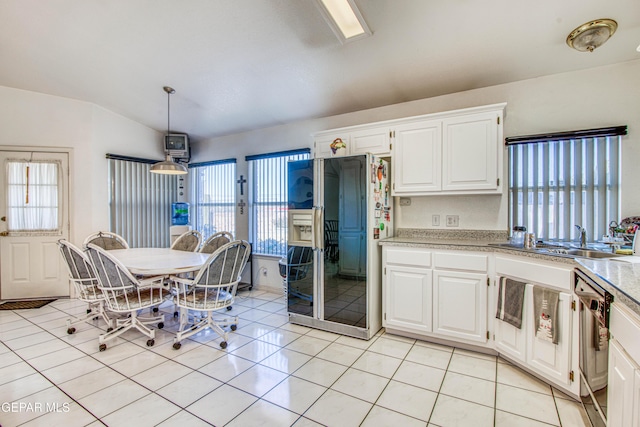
left=0, top=151, right=70, bottom=300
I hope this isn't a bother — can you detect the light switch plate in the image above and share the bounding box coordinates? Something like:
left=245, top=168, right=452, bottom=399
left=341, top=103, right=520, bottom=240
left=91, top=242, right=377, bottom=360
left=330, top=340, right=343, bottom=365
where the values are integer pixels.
left=432, top=215, right=440, bottom=226
left=399, top=197, right=411, bottom=206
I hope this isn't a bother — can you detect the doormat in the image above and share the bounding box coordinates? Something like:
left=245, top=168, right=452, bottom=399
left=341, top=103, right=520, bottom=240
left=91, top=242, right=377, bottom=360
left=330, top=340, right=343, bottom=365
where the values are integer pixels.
left=0, top=299, right=56, bottom=310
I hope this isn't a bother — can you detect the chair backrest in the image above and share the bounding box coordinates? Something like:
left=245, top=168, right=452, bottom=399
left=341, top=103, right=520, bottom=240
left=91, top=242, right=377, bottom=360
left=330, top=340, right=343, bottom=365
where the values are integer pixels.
left=194, top=240, right=251, bottom=287
left=198, top=231, right=234, bottom=254
left=58, top=239, right=101, bottom=301
left=83, top=231, right=129, bottom=250
left=280, top=246, right=313, bottom=281
left=171, top=230, right=203, bottom=252
left=85, top=243, right=138, bottom=291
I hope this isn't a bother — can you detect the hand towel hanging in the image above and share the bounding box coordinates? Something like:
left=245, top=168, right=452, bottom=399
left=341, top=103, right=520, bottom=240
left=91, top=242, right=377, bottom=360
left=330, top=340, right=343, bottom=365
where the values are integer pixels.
left=532, top=286, right=559, bottom=344
left=495, top=277, right=527, bottom=329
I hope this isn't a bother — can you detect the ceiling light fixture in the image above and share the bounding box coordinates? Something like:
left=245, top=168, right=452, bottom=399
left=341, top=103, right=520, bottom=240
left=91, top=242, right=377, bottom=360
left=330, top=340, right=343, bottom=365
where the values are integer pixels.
left=314, top=0, right=371, bottom=44
left=150, top=86, right=187, bottom=175
left=566, top=19, right=618, bottom=52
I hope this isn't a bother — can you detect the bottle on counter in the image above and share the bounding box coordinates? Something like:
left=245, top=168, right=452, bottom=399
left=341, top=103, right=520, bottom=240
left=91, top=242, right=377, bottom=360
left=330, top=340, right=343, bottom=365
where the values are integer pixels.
left=511, top=226, right=526, bottom=247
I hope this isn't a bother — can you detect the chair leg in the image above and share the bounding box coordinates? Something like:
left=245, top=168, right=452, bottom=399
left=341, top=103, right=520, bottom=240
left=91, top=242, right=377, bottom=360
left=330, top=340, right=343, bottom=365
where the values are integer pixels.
left=98, top=310, right=162, bottom=351
left=66, top=300, right=113, bottom=334
left=173, top=308, right=238, bottom=350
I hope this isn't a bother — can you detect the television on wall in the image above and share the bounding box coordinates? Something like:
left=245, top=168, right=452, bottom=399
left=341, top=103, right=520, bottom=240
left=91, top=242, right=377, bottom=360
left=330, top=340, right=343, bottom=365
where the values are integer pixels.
left=164, top=133, right=190, bottom=160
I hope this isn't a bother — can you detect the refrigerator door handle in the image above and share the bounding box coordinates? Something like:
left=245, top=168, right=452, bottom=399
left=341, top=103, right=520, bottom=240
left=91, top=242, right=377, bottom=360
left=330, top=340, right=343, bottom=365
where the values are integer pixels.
left=314, top=207, right=324, bottom=251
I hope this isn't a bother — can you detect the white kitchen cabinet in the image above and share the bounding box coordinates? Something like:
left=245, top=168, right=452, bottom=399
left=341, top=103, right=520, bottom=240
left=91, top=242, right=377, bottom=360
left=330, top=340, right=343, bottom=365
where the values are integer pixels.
left=494, top=285, right=529, bottom=363
left=391, top=103, right=505, bottom=196
left=442, top=111, right=500, bottom=192
left=494, top=255, right=578, bottom=395
left=383, top=247, right=432, bottom=334
left=314, top=126, right=391, bottom=158
left=608, top=339, right=636, bottom=427
left=392, top=120, right=441, bottom=194
left=608, top=302, right=640, bottom=427
left=432, top=269, right=487, bottom=343
left=526, top=286, right=573, bottom=388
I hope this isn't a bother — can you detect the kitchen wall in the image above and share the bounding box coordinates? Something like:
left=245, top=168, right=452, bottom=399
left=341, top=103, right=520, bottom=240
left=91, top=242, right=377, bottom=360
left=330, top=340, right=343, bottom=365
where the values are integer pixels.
left=0, top=86, right=163, bottom=246
left=192, top=59, right=640, bottom=291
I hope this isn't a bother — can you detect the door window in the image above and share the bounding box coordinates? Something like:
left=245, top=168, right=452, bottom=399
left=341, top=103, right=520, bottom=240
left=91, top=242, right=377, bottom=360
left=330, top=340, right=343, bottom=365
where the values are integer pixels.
left=6, top=160, right=61, bottom=232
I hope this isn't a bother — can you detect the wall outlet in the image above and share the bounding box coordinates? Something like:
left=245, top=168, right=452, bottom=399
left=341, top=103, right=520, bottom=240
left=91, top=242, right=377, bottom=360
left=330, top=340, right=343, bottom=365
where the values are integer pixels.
left=446, top=215, right=459, bottom=227
left=432, top=215, right=440, bottom=226
left=399, top=197, right=411, bottom=206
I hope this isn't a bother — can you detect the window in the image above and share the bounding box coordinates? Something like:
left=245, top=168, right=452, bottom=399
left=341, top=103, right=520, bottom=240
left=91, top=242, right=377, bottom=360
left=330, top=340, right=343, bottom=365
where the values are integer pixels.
left=247, top=149, right=311, bottom=256
left=108, top=154, right=178, bottom=248
left=190, top=159, right=236, bottom=241
left=507, top=126, right=625, bottom=242
left=6, top=160, right=60, bottom=232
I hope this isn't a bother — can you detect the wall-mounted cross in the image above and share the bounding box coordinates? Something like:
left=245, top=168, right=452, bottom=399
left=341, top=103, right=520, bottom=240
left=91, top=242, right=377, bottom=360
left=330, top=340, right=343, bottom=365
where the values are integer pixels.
left=237, top=199, right=246, bottom=215
left=237, top=175, right=247, bottom=195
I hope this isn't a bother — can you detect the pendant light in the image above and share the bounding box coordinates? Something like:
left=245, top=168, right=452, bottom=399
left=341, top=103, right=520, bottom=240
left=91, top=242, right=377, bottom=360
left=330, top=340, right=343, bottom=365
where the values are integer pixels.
left=150, top=86, right=188, bottom=175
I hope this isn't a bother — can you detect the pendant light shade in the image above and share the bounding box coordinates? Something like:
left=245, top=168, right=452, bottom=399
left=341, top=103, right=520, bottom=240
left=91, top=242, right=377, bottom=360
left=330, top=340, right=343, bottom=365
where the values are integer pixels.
left=150, top=86, right=188, bottom=175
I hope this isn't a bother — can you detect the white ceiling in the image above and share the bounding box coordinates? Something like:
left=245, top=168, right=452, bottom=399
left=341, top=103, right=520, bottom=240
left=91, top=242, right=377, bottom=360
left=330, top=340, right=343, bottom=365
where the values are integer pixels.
left=1, top=0, right=639, bottom=141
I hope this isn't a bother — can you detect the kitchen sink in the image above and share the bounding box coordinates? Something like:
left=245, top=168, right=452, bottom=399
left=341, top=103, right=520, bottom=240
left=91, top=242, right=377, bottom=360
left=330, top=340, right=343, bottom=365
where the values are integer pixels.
left=488, top=242, right=620, bottom=259
left=558, top=249, right=619, bottom=259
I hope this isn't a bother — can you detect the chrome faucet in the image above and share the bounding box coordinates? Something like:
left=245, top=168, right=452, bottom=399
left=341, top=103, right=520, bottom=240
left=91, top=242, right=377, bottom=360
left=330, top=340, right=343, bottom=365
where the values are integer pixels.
left=576, top=225, right=587, bottom=248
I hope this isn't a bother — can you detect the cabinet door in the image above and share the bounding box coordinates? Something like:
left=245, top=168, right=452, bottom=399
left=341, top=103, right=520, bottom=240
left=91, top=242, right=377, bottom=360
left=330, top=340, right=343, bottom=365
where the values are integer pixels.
left=608, top=339, right=636, bottom=427
left=494, top=283, right=528, bottom=363
left=384, top=265, right=432, bottom=334
left=350, top=127, right=391, bottom=156
left=442, top=111, right=500, bottom=193
left=432, top=270, right=487, bottom=343
left=633, top=369, right=640, bottom=427
left=315, top=133, right=350, bottom=158
left=526, top=288, right=572, bottom=387
left=392, top=120, right=442, bottom=194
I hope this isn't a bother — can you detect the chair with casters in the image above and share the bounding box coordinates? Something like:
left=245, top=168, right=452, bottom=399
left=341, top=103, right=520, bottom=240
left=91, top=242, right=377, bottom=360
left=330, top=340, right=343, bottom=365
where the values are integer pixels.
left=58, top=240, right=113, bottom=334
left=198, top=231, right=234, bottom=254
left=170, top=240, right=251, bottom=350
left=279, top=246, right=314, bottom=303
left=83, top=231, right=129, bottom=250
left=324, top=220, right=338, bottom=262
left=171, top=230, right=202, bottom=252
left=85, top=243, right=169, bottom=351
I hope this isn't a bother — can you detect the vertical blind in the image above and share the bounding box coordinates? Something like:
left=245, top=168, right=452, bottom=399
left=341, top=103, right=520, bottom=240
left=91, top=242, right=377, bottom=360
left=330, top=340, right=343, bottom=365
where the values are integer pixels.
left=507, top=127, right=625, bottom=242
left=108, top=155, right=177, bottom=248
left=246, top=149, right=310, bottom=256
left=189, top=159, right=236, bottom=241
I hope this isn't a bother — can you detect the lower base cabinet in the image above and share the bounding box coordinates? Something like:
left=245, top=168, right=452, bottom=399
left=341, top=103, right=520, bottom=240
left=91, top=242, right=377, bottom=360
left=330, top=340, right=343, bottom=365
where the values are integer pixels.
left=608, top=339, right=638, bottom=427
left=433, top=270, right=487, bottom=343
left=385, top=264, right=432, bottom=334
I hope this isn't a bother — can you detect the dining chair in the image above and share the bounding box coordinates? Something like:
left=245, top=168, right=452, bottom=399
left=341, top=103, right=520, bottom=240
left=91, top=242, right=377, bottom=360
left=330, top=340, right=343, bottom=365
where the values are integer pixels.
left=279, top=246, right=314, bottom=299
left=324, top=220, right=339, bottom=261
left=58, top=240, right=114, bottom=334
left=170, top=240, right=251, bottom=349
left=171, top=230, right=202, bottom=252
left=85, top=243, right=168, bottom=351
left=83, top=231, right=129, bottom=250
left=198, top=231, right=234, bottom=254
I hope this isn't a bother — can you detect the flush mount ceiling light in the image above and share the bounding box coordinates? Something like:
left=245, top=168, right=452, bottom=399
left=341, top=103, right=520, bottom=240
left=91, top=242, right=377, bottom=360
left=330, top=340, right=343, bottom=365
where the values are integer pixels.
left=314, top=0, right=371, bottom=44
left=150, top=86, right=187, bottom=175
left=566, top=19, right=618, bottom=52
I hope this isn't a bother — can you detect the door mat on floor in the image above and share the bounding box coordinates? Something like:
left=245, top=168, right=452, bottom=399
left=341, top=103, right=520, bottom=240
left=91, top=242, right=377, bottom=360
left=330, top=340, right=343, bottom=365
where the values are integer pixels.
left=0, top=299, right=56, bottom=310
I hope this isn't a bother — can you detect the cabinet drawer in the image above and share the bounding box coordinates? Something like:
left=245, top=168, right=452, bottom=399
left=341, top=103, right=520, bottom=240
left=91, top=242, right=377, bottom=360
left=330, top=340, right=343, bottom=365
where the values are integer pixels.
left=385, top=247, right=431, bottom=267
left=434, top=252, right=487, bottom=272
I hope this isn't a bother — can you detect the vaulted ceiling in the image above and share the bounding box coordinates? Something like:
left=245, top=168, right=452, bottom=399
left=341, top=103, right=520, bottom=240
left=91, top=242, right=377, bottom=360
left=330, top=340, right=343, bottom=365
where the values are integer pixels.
left=1, top=0, right=639, bottom=141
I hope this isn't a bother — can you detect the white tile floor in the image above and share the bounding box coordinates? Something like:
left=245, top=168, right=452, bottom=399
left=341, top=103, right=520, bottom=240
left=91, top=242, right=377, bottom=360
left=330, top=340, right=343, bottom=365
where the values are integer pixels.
left=0, top=290, right=592, bottom=426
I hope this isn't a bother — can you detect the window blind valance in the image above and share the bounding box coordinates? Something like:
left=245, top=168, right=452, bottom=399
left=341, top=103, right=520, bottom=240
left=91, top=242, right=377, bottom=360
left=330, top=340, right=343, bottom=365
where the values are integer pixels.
left=188, top=158, right=236, bottom=168
left=505, top=126, right=627, bottom=146
left=245, top=148, right=310, bottom=161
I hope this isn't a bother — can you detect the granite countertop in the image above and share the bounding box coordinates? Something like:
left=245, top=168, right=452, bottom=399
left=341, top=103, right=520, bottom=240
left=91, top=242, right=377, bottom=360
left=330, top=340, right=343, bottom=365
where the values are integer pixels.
left=575, top=258, right=640, bottom=317
left=381, top=228, right=640, bottom=315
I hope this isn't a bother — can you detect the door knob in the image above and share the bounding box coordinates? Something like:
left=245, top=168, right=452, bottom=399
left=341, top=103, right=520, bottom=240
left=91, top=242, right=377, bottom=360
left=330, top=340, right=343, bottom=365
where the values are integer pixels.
left=0, top=216, right=5, bottom=222
left=0, top=231, right=8, bottom=237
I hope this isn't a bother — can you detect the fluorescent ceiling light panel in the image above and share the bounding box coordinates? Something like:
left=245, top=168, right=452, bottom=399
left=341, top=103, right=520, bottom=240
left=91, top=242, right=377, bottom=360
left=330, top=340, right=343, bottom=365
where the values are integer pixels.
left=316, top=0, right=371, bottom=43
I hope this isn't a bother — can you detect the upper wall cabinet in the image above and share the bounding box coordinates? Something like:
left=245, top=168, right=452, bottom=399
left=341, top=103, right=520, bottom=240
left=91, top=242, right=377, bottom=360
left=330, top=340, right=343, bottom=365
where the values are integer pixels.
left=393, top=104, right=505, bottom=196
left=314, top=125, right=391, bottom=158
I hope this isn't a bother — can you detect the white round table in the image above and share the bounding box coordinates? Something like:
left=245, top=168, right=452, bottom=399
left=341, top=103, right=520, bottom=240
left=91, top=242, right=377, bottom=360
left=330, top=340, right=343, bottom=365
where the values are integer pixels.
left=109, top=248, right=210, bottom=275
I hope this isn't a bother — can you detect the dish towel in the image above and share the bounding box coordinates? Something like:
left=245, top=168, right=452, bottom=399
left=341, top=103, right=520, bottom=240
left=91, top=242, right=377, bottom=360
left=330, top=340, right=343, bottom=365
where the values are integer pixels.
left=593, top=320, right=609, bottom=352
left=532, top=286, right=559, bottom=344
left=495, top=277, right=527, bottom=329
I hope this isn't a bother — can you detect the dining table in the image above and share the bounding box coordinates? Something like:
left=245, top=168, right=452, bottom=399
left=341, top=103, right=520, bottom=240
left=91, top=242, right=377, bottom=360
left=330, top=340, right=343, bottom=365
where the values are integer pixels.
left=109, top=247, right=210, bottom=276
